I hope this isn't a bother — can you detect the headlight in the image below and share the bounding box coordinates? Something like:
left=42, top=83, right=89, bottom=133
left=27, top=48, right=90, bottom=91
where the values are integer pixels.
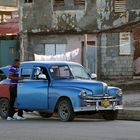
left=79, top=90, right=87, bottom=98
left=117, top=90, right=123, bottom=96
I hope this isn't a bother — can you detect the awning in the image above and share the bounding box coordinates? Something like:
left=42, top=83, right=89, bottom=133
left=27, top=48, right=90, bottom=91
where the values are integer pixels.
left=0, top=18, right=19, bottom=35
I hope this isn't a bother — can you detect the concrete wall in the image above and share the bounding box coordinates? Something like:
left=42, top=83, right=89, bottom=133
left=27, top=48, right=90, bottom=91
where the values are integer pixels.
left=97, top=33, right=133, bottom=79
left=97, top=0, right=140, bottom=30
left=19, top=0, right=97, bottom=33
left=96, top=0, right=140, bottom=79
left=19, top=0, right=140, bottom=33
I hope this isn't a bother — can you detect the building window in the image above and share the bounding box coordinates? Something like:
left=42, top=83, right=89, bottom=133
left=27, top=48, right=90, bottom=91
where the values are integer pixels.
left=119, top=32, right=131, bottom=55
left=74, top=0, right=85, bottom=5
left=24, top=0, right=33, bottom=3
left=45, top=44, right=66, bottom=55
left=54, top=0, right=64, bottom=5
left=114, top=0, right=126, bottom=12
left=9, top=47, right=14, bottom=54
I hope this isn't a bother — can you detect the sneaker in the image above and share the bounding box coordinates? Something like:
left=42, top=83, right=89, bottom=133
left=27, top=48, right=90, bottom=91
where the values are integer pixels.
left=7, top=117, right=15, bottom=121
left=16, top=115, right=26, bottom=120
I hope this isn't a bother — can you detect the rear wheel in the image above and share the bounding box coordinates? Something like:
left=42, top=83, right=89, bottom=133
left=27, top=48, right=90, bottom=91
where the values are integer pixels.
left=39, top=112, right=53, bottom=118
left=100, top=110, right=118, bottom=120
left=57, top=98, right=75, bottom=122
left=0, top=98, right=9, bottom=119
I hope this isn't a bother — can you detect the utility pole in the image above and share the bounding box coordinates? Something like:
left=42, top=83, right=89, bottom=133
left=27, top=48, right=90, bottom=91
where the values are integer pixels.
left=83, top=34, right=88, bottom=69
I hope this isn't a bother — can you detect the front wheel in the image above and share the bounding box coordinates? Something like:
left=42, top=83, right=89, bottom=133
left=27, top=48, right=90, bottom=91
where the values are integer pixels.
left=0, top=98, right=9, bottom=119
left=57, top=98, right=75, bottom=122
left=100, top=110, right=118, bottom=120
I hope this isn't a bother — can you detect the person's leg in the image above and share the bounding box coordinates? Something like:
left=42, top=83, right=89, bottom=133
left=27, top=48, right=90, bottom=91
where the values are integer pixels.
left=8, top=86, right=17, bottom=118
left=17, top=109, right=23, bottom=117
left=16, top=86, right=24, bottom=119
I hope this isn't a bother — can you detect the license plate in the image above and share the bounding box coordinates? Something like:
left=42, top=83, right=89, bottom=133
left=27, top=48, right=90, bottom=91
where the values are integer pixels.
left=101, top=100, right=110, bottom=108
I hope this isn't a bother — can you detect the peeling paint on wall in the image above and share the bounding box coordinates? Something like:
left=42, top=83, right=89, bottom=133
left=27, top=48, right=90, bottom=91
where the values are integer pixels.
left=52, top=10, right=85, bottom=31
left=97, top=0, right=129, bottom=30
left=19, top=0, right=97, bottom=33
left=113, top=12, right=128, bottom=26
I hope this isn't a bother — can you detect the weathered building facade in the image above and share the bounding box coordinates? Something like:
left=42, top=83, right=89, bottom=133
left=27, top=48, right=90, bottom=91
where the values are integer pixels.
left=96, top=0, right=140, bottom=79
left=19, top=0, right=140, bottom=79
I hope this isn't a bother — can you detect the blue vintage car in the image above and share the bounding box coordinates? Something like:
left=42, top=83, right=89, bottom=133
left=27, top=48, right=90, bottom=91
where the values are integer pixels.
left=0, top=61, right=123, bottom=121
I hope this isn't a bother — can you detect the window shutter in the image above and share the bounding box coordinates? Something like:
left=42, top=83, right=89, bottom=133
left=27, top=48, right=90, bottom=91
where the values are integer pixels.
left=115, top=0, right=126, bottom=12
left=74, top=0, right=85, bottom=5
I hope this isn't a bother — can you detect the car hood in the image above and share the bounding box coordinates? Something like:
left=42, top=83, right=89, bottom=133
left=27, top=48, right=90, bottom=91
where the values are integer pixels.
left=52, top=79, right=107, bottom=95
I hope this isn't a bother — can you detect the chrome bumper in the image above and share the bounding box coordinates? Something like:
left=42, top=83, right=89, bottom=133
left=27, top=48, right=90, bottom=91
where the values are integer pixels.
left=74, top=96, right=123, bottom=112
left=74, top=105, right=123, bottom=112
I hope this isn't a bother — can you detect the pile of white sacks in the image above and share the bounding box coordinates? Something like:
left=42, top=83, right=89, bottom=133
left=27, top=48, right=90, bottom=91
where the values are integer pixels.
left=34, top=48, right=79, bottom=61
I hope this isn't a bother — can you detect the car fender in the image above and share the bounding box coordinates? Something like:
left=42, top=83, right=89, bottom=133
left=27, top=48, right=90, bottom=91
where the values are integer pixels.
left=48, top=86, right=90, bottom=112
left=107, top=86, right=122, bottom=96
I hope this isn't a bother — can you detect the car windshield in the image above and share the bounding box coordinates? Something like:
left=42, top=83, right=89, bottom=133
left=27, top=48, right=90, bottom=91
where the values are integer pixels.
left=69, top=64, right=91, bottom=80
left=49, top=64, right=90, bottom=80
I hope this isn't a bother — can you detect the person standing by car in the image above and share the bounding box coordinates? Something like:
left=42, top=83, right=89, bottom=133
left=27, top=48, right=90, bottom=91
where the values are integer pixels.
left=7, top=59, right=25, bottom=120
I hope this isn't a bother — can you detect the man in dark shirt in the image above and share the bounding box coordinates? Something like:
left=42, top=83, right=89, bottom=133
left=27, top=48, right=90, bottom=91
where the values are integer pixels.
left=7, top=59, right=25, bottom=120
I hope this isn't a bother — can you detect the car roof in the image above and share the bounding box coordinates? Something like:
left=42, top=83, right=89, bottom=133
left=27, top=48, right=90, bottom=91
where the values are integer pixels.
left=21, top=61, right=81, bottom=67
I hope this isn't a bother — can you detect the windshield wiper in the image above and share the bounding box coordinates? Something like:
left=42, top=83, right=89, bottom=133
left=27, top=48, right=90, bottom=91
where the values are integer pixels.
left=74, top=76, right=88, bottom=79
left=55, top=76, right=74, bottom=80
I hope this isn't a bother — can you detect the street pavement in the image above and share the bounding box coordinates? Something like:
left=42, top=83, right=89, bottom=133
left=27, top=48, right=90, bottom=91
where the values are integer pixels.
left=0, top=119, right=140, bottom=140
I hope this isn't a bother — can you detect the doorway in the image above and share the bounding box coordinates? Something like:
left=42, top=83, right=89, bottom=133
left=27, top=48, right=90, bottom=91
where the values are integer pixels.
left=82, top=41, right=96, bottom=73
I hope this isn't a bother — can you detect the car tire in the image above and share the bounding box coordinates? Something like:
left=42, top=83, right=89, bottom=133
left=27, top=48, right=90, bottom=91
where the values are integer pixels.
left=0, top=98, right=9, bottom=119
left=57, top=98, right=75, bottom=122
left=39, top=112, right=53, bottom=118
left=100, top=110, right=118, bottom=120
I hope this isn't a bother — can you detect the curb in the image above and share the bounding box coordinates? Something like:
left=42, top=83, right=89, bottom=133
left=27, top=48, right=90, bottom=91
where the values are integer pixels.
left=77, top=109, right=140, bottom=121
left=118, top=109, right=140, bottom=121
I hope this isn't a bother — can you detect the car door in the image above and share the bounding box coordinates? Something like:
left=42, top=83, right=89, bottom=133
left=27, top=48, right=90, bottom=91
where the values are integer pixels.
left=17, top=67, right=49, bottom=110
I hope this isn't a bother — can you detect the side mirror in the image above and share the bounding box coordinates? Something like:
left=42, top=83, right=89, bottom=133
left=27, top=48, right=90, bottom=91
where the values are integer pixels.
left=38, top=74, right=47, bottom=80
left=90, top=73, right=97, bottom=80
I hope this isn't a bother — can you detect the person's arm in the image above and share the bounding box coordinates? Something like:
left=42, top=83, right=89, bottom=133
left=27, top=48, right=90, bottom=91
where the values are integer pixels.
left=9, top=72, right=23, bottom=80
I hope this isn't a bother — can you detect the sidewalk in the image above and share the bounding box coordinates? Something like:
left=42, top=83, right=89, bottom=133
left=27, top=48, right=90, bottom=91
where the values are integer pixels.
left=104, top=79, right=140, bottom=91
left=118, top=90, right=140, bottom=121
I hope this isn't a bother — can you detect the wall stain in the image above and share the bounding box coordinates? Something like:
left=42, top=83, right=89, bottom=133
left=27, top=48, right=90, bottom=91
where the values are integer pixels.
left=56, top=13, right=77, bottom=31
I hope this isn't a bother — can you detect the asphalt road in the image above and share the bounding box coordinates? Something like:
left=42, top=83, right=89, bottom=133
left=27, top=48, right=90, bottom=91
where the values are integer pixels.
left=0, top=117, right=140, bottom=140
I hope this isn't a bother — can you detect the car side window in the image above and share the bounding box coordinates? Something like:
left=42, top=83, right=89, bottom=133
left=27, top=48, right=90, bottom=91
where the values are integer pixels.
left=21, top=68, right=33, bottom=79
left=33, top=66, right=48, bottom=80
